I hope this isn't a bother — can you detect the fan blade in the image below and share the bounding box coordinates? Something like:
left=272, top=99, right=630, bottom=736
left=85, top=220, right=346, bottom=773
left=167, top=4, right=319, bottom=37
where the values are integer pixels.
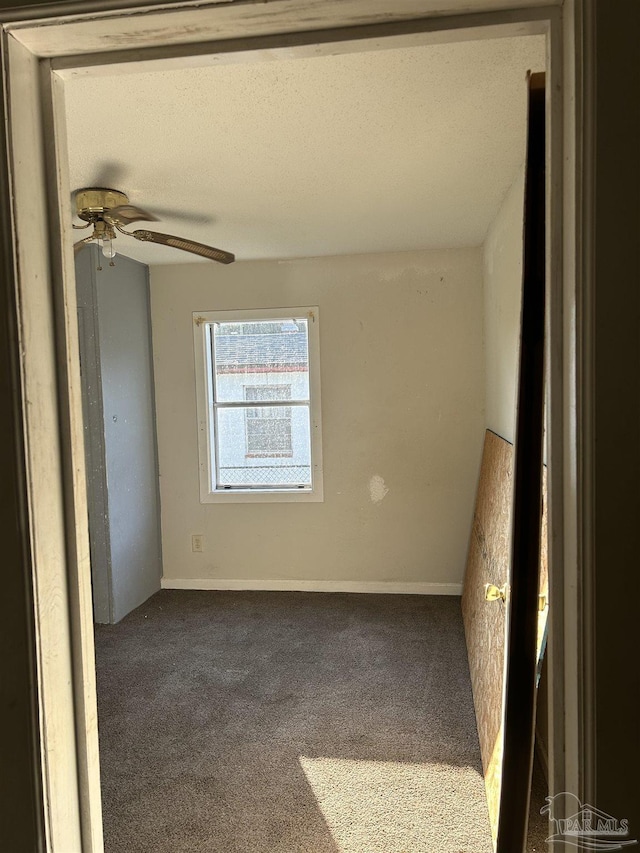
left=74, top=235, right=95, bottom=255
left=131, top=229, right=235, bottom=264
left=140, top=204, right=214, bottom=225
left=106, top=204, right=158, bottom=226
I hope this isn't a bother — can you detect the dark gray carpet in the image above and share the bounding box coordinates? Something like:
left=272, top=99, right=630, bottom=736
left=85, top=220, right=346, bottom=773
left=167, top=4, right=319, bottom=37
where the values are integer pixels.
left=527, top=753, right=551, bottom=852
left=95, top=590, right=494, bottom=852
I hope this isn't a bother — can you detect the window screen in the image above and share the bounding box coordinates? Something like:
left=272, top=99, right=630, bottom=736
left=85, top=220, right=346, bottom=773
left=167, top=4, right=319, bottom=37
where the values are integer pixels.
left=210, top=318, right=312, bottom=489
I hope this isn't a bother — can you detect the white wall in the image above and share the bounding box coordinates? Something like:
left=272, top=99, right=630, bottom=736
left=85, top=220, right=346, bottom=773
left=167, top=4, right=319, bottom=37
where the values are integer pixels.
left=150, top=249, right=484, bottom=588
left=483, top=166, right=525, bottom=444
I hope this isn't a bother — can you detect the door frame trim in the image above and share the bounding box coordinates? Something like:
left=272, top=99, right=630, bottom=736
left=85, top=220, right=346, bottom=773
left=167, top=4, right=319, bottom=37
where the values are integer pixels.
left=0, top=1, right=591, bottom=850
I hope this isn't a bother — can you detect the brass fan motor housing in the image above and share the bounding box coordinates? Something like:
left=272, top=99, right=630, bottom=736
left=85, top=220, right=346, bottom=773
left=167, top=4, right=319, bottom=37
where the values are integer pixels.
left=76, top=187, right=129, bottom=221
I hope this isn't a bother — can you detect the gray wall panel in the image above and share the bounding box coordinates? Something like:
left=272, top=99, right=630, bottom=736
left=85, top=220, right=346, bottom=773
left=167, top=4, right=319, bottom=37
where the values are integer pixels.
left=76, top=245, right=162, bottom=623
left=76, top=247, right=112, bottom=623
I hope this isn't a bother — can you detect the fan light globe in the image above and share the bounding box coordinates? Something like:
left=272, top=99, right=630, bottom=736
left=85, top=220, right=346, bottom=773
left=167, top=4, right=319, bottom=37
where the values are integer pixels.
left=102, top=240, right=116, bottom=259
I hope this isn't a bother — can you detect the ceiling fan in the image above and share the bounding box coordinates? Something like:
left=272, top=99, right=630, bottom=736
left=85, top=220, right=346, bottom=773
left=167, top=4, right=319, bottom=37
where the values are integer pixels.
left=72, top=188, right=235, bottom=264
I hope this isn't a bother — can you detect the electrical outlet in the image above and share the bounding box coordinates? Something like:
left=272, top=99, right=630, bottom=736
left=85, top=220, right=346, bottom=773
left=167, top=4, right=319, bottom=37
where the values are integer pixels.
left=191, top=534, right=204, bottom=553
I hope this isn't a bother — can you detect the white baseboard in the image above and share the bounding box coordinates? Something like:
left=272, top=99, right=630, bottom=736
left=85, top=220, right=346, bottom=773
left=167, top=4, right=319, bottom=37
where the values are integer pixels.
left=161, top=578, right=462, bottom=595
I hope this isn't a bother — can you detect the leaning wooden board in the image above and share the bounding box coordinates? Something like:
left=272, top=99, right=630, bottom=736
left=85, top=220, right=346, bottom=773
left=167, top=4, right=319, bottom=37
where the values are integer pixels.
left=461, top=429, right=548, bottom=845
left=461, top=430, right=512, bottom=844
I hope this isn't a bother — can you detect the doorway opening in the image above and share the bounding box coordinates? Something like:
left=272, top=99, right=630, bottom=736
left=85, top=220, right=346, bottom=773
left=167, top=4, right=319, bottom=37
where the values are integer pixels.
left=68, top=30, right=547, bottom=852
left=3, top=3, right=564, bottom=848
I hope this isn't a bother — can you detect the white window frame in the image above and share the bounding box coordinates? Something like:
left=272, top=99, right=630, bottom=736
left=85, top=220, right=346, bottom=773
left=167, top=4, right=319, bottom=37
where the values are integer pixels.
left=193, top=307, right=324, bottom=503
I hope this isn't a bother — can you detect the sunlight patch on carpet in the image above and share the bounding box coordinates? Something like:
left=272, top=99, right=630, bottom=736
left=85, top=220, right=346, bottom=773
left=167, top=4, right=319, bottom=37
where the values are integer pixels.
left=299, top=755, right=492, bottom=853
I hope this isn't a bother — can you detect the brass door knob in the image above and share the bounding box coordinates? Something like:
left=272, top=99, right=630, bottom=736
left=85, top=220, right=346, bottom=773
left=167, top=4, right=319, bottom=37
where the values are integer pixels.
left=485, top=583, right=507, bottom=602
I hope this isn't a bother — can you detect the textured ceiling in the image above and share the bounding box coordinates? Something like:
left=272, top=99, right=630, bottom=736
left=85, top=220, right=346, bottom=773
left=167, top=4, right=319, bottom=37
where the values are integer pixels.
left=64, top=35, right=544, bottom=265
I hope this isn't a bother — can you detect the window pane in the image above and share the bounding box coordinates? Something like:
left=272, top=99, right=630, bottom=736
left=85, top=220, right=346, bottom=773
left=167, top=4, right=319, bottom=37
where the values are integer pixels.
left=245, top=384, right=291, bottom=409
left=244, top=390, right=293, bottom=456
left=212, top=319, right=310, bottom=402
left=216, top=406, right=311, bottom=488
left=246, top=418, right=292, bottom=456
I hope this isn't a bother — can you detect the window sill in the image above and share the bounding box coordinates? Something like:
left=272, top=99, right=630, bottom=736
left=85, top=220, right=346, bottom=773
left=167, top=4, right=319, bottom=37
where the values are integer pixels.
left=200, top=487, right=324, bottom=504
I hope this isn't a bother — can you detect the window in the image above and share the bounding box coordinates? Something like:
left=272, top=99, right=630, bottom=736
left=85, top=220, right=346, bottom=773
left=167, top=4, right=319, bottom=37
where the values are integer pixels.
left=193, top=307, right=323, bottom=502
